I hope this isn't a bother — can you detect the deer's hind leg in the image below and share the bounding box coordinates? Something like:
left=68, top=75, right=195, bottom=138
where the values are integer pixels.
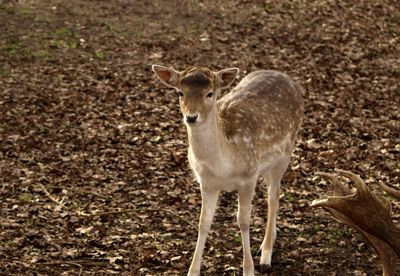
left=260, top=157, right=290, bottom=267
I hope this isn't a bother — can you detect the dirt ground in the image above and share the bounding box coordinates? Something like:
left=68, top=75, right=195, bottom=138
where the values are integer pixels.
left=0, top=0, right=399, bottom=275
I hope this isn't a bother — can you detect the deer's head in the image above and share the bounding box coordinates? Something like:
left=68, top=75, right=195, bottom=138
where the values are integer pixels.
left=152, top=65, right=238, bottom=126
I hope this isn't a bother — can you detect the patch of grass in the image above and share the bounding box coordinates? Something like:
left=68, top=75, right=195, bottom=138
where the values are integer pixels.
left=100, top=21, right=113, bottom=31
left=16, top=7, right=33, bottom=15
left=100, top=21, right=122, bottom=34
left=5, top=42, right=32, bottom=57
left=0, top=240, right=13, bottom=248
left=19, top=193, right=32, bottom=203
left=325, top=228, right=347, bottom=244
left=49, top=39, right=66, bottom=49
left=49, top=39, right=77, bottom=50
left=132, top=31, right=142, bottom=40
left=313, top=224, right=321, bottom=232
left=234, top=234, right=241, bottom=244
left=95, top=50, right=106, bottom=59
left=263, top=2, right=278, bottom=13
left=284, top=193, right=297, bottom=202
left=7, top=43, right=21, bottom=55
left=49, top=27, right=78, bottom=50
left=55, top=27, right=70, bottom=37
left=69, top=40, right=78, bottom=49
left=0, top=68, right=10, bottom=77
left=34, top=49, right=50, bottom=58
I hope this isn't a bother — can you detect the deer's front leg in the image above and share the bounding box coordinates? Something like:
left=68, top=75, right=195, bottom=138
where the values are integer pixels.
left=188, top=189, right=219, bottom=276
left=238, top=182, right=256, bottom=276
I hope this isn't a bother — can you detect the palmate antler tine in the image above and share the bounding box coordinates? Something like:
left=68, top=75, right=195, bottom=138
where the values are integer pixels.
left=315, top=172, right=351, bottom=196
left=334, top=169, right=369, bottom=196
left=381, top=183, right=400, bottom=201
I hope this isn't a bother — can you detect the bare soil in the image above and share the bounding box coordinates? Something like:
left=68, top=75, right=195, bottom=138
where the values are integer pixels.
left=0, top=0, right=399, bottom=275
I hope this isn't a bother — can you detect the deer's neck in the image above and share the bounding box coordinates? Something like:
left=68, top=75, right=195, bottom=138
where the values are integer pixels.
left=187, top=110, right=227, bottom=161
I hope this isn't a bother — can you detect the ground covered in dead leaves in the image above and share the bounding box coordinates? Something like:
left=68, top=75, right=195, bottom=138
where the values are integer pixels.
left=0, top=0, right=399, bottom=275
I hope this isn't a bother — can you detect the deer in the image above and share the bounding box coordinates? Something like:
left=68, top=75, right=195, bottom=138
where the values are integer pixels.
left=312, top=169, right=400, bottom=276
left=152, top=64, right=304, bottom=275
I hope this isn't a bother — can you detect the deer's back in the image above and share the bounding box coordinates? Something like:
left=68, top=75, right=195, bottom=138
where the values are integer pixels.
left=218, top=70, right=304, bottom=151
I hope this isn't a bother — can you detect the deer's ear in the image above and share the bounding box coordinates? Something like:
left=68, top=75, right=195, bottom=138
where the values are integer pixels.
left=152, top=65, right=180, bottom=89
left=216, top=67, right=239, bottom=89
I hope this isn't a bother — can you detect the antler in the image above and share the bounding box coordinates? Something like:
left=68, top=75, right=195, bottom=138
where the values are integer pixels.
left=311, top=169, right=400, bottom=276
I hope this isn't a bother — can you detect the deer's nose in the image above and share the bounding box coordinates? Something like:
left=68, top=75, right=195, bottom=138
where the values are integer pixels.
left=186, top=114, right=198, bottom=124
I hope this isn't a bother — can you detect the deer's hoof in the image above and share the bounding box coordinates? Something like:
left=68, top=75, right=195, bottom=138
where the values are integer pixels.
left=258, top=263, right=272, bottom=274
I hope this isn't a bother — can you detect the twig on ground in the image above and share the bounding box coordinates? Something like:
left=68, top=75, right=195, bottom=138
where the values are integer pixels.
left=380, top=182, right=400, bottom=200
left=38, top=259, right=107, bottom=267
left=37, top=183, right=65, bottom=208
left=46, top=185, right=107, bottom=199
left=69, top=262, right=82, bottom=276
left=80, top=208, right=197, bottom=229
left=34, top=184, right=195, bottom=229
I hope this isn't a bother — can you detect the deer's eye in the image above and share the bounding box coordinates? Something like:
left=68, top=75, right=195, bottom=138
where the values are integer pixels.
left=206, top=92, right=213, bottom=98
left=178, top=91, right=184, bottom=97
